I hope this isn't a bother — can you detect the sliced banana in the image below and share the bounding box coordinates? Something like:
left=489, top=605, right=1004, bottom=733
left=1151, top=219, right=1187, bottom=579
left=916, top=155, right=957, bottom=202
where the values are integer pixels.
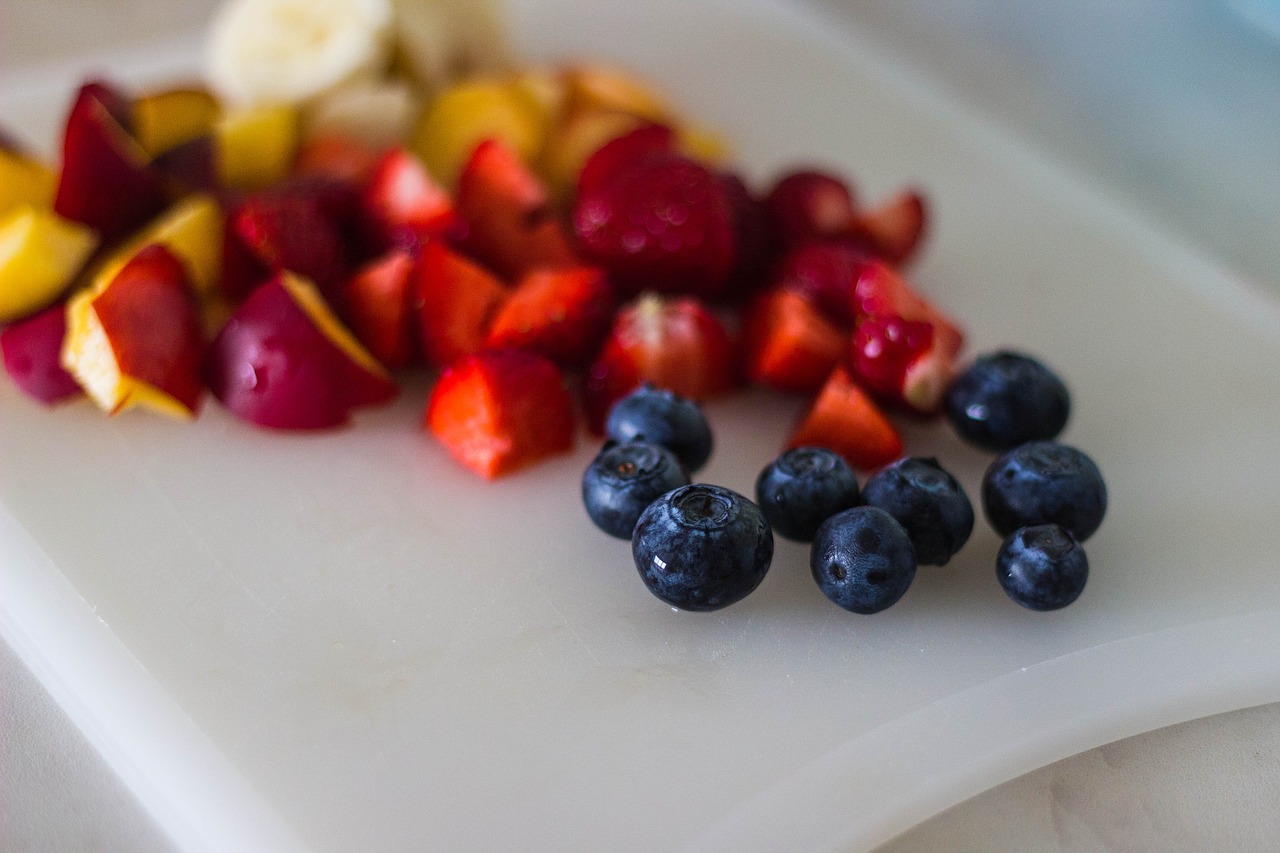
left=303, top=78, right=421, bottom=147
left=206, top=0, right=395, bottom=108
left=392, top=0, right=513, bottom=91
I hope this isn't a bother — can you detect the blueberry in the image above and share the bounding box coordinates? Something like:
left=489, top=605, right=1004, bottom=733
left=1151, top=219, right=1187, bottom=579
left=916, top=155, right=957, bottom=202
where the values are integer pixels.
left=755, top=447, right=860, bottom=543
left=861, top=457, right=973, bottom=565
left=810, top=507, right=916, bottom=614
left=606, top=385, right=714, bottom=473
left=631, top=484, right=773, bottom=611
left=582, top=442, right=690, bottom=539
left=997, top=524, right=1088, bottom=610
left=945, top=351, right=1070, bottom=451
left=982, top=441, right=1107, bottom=541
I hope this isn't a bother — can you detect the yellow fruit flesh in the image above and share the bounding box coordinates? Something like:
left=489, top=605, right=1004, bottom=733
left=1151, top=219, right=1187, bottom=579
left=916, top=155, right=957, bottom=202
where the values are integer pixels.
left=92, top=194, right=223, bottom=298
left=0, top=207, right=99, bottom=322
left=412, top=79, right=544, bottom=188
left=0, top=151, right=57, bottom=217
left=133, top=88, right=220, bottom=157
left=279, top=272, right=390, bottom=380
left=216, top=104, right=300, bottom=190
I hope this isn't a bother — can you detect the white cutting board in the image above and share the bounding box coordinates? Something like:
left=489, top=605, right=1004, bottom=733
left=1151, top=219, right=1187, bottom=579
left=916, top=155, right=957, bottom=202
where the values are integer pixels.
left=3, top=1, right=1280, bottom=851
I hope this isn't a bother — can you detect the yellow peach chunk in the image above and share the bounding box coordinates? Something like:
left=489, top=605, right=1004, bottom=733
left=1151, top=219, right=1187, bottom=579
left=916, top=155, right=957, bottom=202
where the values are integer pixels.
left=215, top=104, right=300, bottom=190
left=0, top=150, right=57, bottom=217
left=562, top=65, right=671, bottom=124
left=133, top=87, right=221, bottom=157
left=412, top=78, right=543, bottom=189
left=0, top=207, right=98, bottom=322
left=538, top=109, right=645, bottom=205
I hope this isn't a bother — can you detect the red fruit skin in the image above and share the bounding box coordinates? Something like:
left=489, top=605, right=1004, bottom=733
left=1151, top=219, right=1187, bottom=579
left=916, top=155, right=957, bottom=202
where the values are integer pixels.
left=54, top=81, right=168, bottom=240
left=764, top=169, right=858, bottom=248
left=850, top=188, right=928, bottom=266
left=572, top=152, right=737, bottom=300
left=455, top=139, right=578, bottom=281
left=425, top=349, right=576, bottom=479
left=742, top=289, right=845, bottom=394
left=152, top=135, right=218, bottom=195
left=222, top=186, right=351, bottom=303
left=484, top=266, right=615, bottom=367
left=205, top=275, right=395, bottom=430
left=851, top=260, right=964, bottom=357
left=414, top=241, right=509, bottom=366
left=582, top=293, right=738, bottom=431
left=720, top=172, right=776, bottom=302
left=92, top=244, right=205, bottom=412
left=773, top=241, right=871, bottom=327
left=0, top=304, right=82, bottom=404
left=342, top=249, right=418, bottom=369
left=786, top=366, right=903, bottom=470
left=362, top=148, right=456, bottom=253
left=574, top=123, right=675, bottom=200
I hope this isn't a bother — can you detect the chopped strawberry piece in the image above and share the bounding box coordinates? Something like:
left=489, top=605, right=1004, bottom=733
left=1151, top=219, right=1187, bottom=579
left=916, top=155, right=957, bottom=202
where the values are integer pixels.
left=221, top=183, right=352, bottom=303
left=852, top=260, right=963, bottom=357
left=582, top=292, right=738, bottom=431
left=362, top=148, right=456, bottom=252
left=455, top=139, right=578, bottom=281
left=414, top=241, right=509, bottom=366
left=572, top=152, right=737, bottom=300
left=764, top=169, right=858, bottom=248
left=485, top=266, right=615, bottom=367
left=294, top=134, right=384, bottom=184
left=786, top=367, right=903, bottom=470
left=742, top=289, right=845, bottom=393
left=425, top=349, right=576, bottom=479
left=0, top=303, right=82, bottom=404
left=773, top=241, right=871, bottom=326
left=342, top=249, right=418, bottom=369
left=720, top=171, right=775, bottom=301
left=849, top=313, right=953, bottom=414
left=575, top=123, right=676, bottom=200
left=850, top=188, right=928, bottom=266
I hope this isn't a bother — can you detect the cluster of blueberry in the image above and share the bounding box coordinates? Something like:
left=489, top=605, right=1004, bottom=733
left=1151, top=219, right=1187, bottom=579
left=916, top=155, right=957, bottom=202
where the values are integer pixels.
left=581, top=352, right=1106, bottom=614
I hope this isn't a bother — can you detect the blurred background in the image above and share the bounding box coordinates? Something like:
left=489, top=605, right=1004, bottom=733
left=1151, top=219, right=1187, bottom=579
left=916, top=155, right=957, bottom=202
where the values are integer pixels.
left=2, top=1, right=1279, bottom=851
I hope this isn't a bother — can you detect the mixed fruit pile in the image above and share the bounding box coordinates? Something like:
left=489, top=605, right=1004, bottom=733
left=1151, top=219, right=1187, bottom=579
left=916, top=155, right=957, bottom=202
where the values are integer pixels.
left=0, top=0, right=1106, bottom=613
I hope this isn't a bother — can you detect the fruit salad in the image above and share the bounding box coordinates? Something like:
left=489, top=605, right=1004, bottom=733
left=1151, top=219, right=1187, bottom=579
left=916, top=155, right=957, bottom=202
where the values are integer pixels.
left=0, top=0, right=1106, bottom=614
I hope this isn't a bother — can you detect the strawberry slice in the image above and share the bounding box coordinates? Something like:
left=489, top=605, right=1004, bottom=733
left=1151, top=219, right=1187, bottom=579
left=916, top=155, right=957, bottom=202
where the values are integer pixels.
left=455, top=139, right=578, bottom=281
left=425, top=349, right=576, bottom=479
left=294, top=134, right=384, bottom=184
left=414, top=241, right=509, bottom=366
left=742, top=289, right=845, bottom=393
left=221, top=182, right=353, bottom=303
left=582, top=292, right=738, bottom=431
left=850, top=188, right=928, bottom=266
left=342, top=249, right=417, bottom=369
left=575, top=123, right=675, bottom=200
left=485, top=266, right=615, bottom=367
left=852, top=260, right=963, bottom=357
left=773, top=241, right=870, bottom=326
left=764, top=169, right=858, bottom=248
left=786, top=367, right=903, bottom=470
left=849, top=313, right=954, bottom=415
left=362, top=147, right=456, bottom=252
left=571, top=151, right=737, bottom=300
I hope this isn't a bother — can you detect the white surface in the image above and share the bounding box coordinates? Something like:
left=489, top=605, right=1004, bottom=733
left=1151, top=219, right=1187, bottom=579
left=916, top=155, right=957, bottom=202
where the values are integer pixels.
left=3, top=1, right=1280, bottom=851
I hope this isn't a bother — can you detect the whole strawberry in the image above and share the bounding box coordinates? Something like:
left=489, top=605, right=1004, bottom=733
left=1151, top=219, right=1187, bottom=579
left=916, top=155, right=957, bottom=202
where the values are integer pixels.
left=572, top=152, right=737, bottom=300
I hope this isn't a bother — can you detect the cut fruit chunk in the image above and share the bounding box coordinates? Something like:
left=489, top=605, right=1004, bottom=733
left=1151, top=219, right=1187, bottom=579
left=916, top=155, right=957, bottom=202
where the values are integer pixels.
left=849, top=313, right=954, bottom=415
left=574, top=122, right=675, bottom=200
left=1, top=303, right=82, bottom=404
left=852, top=260, right=963, bottom=357
left=764, top=169, right=858, bottom=248
left=342, top=248, right=417, bottom=368
left=539, top=108, right=647, bottom=205
left=133, top=87, right=220, bottom=157
left=582, top=292, right=738, bottom=430
left=303, top=77, right=419, bottom=148
left=0, top=145, right=57, bottom=217
left=742, top=289, right=845, bottom=393
left=93, top=193, right=223, bottom=299
left=425, top=348, right=575, bottom=479
left=454, top=139, right=577, bottom=280
left=53, top=81, right=169, bottom=240
left=0, top=206, right=98, bottom=323
left=484, top=266, right=614, bottom=366
left=62, top=244, right=204, bottom=418
left=412, top=79, right=545, bottom=190
left=786, top=366, right=903, bottom=470
left=215, top=104, right=300, bottom=190
left=205, top=271, right=396, bottom=430
left=414, top=240, right=509, bottom=366
left=361, top=147, right=456, bottom=251
left=851, top=188, right=928, bottom=266
left=561, top=65, right=671, bottom=123
left=773, top=241, right=869, bottom=326
left=293, top=132, right=383, bottom=183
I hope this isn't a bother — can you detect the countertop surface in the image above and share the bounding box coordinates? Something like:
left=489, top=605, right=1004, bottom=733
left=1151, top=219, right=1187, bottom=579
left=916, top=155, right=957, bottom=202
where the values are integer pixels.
left=3, top=1, right=1279, bottom=851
